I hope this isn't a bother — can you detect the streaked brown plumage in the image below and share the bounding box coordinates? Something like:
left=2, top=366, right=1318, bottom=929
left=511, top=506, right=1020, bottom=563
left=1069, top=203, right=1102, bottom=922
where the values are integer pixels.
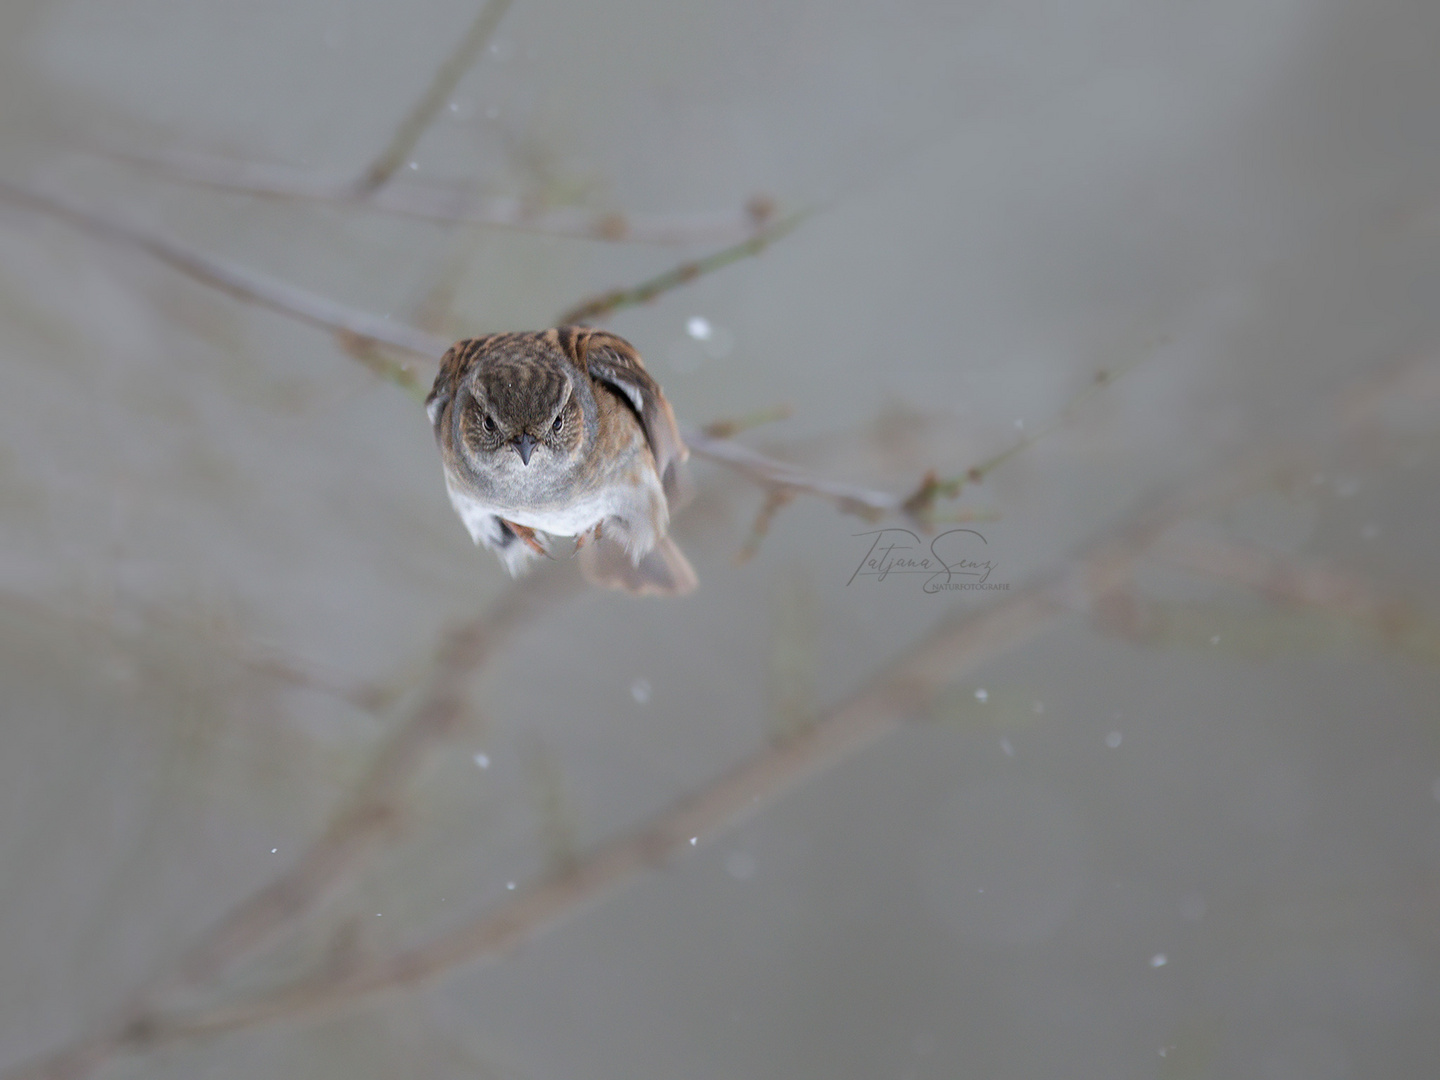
left=426, top=328, right=697, bottom=596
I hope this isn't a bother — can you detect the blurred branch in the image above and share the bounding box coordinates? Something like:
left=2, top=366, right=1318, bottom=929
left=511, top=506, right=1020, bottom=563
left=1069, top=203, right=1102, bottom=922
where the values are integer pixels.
left=735, top=487, right=795, bottom=565
left=691, top=351, right=1151, bottom=560
left=683, top=427, right=898, bottom=520
left=555, top=207, right=806, bottom=324
left=170, top=566, right=581, bottom=990
left=1150, top=534, right=1440, bottom=662
left=1092, top=592, right=1429, bottom=659
left=0, top=179, right=451, bottom=365
left=45, top=434, right=1293, bottom=1045
left=700, top=404, right=793, bottom=439
left=17, top=354, right=1437, bottom=1069
left=1, top=566, right=584, bottom=1080
left=106, top=147, right=781, bottom=244
left=354, top=0, right=515, bottom=195
left=69, top=548, right=1107, bottom=1043
left=901, top=349, right=1154, bottom=516
left=766, top=573, right=820, bottom=740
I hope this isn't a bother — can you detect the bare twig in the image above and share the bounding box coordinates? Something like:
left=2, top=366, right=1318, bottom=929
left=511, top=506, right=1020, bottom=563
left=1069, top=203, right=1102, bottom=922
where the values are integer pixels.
left=700, top=404, right=793, bottom=439
left=354, top=0, right=516, bottom=195
left=901, top=350, right=1155, bottom=516
left=682, top=428, right=900, bottom=520
left=735, top=488, right=795, bottom=564
left=686, top=353, right=1149, bottom=552
left=0, top=179, right=451, bottom=364
left=767, top=574, right=820, bottom=740
left=1151, top=534, right=1440, bottom=662
left=105, top=148, right=779, bottom=244
left=555, top=209, right=809, bottom=324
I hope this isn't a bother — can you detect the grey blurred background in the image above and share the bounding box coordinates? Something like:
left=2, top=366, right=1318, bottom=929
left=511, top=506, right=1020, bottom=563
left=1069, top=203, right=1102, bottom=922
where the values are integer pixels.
left=2, top=0, right=1439, bottom=1077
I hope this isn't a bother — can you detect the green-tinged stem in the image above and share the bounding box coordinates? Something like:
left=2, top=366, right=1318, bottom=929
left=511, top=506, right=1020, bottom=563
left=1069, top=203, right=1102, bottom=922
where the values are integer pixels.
left=354, top=0, right=516, bottom=195
left=904, top=346, right=1155, bottom=518
left=557, top=209, right=810, bottom=325
left=701, top=404, right=793, bottom=439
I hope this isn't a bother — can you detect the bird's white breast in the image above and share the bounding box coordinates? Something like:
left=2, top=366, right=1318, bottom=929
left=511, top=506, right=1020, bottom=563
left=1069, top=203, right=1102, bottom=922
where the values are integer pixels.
left=444, top=467, right=667, bottom=559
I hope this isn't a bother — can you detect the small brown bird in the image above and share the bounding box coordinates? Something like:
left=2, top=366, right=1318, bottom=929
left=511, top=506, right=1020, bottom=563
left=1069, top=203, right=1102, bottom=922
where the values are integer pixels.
left=426, top=327, right=697, bottom=595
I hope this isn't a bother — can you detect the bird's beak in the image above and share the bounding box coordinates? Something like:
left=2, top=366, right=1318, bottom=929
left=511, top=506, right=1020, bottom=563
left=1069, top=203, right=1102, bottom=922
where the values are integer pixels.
left=512, top=433, right=537, bottom=466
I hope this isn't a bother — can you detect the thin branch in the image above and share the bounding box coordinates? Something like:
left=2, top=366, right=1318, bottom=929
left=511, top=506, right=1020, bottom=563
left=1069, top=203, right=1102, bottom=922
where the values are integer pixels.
left=354, top=0, right=516, bottom=195
left=902, top=348, right=1156, bottom=516
left=683, top=428, right=900, bottom=521
left=555, top=209, right=809, bottom=324
left=1151, top=534, right=1440, bottom=661
left=0, top=179, right=451, bottom=363
left=735, top=488, right=795, bottom=564
left=106, top=147, right=778, bottom=244
left=687, top=351, right=1152, bottom=551
left=700, top=404, right=793, bottom=439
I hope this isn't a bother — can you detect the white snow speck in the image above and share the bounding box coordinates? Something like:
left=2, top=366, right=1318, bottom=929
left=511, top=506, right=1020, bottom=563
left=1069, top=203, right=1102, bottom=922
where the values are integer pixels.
left=1150, top=953, right=1167, bottom=967
left=1000, top=738, right=1014, bottom=757
left=974, top=688, right=988, bottom=702
left=686, top=316, right=713, bottom=341
left=1106, top=731, right=1122, bottom=748
left=506, top=881, right=516, bottom=890
left=474, top=753, right=491, bottom=769
left=631, top=677, right=652, bottom=704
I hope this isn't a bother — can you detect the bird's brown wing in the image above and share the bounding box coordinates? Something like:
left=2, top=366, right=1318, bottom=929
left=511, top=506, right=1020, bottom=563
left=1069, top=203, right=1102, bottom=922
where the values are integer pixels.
left=560, top=327, right=689, bottom=498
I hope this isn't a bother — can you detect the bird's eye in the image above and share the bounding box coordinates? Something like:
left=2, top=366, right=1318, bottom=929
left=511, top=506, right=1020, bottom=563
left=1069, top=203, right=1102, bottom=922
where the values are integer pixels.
left=552, top=414, right=564, bottom=433
left=482, top=414, right=496, bottom=433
